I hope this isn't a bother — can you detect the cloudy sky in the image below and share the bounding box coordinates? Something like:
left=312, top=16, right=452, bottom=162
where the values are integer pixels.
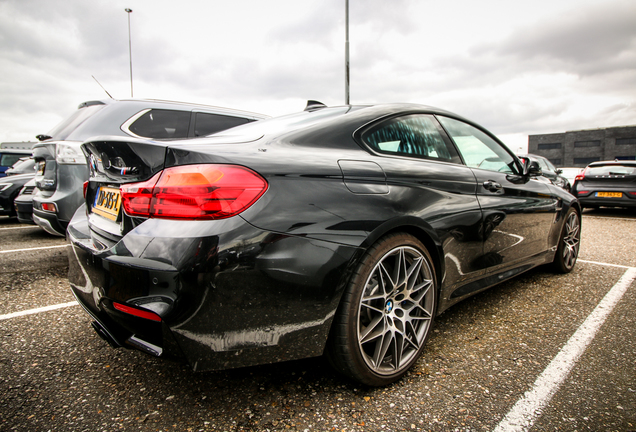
left=1, top=0, right=635, bottom=152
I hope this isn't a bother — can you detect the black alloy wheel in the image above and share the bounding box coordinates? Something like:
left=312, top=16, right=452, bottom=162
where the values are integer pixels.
left=327, top=233, right=437, bottom=386
left=552, top=207, right=581, bottom=273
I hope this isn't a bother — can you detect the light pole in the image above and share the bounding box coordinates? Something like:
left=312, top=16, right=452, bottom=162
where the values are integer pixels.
left=125, top=8, right=133, bottom=98
left=344, top=0, right=350, bottom=105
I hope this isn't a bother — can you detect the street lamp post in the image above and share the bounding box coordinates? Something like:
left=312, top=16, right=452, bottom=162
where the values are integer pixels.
left=125, top=8, right=133, bottom=98
left=345, top=0, right=350, bottom=105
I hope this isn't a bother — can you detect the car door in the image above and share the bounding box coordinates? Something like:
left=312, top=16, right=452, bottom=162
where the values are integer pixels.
left=358, top=113, right=486, bottom=294
left=437, top=116, right=559, bottom=272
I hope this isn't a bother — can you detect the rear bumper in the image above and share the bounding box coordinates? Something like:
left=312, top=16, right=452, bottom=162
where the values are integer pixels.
left=67, top=208, right=359, bottom=371
left=33, top=210, right=66, bottom=235
left=14, top=198, right=34, bottom=224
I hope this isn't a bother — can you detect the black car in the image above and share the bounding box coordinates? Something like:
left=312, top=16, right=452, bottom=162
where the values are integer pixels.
left=0, top=173, right=35, bottom=217
left=518, top=154, right=571, bottom=192
left=572, top=160, right=636, bottom=209
left=68, top=103, right=581, bottom=386
left=32, top=99, right=268, bottom=236
left=14, top=178, right=37, bottom=224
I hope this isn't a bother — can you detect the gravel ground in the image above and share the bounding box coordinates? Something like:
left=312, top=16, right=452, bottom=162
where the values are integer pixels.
left=0, top=210, right=635, bottom=432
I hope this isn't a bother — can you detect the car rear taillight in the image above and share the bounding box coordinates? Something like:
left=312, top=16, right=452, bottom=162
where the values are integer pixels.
left=577, top=190, right=589, bottom=195
left=574, top=168, right=587, bottom=182
left=120, top=164, right=268, bottom=220
left=113, top=302, right=162, bottom=322
left=41, top=202, right=57, bottom=212
left=83, top=181, right=88, bottom=198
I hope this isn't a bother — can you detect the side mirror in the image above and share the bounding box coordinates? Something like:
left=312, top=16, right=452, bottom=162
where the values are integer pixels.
left=556, top=168, right=563, bottom=175
left=525, top=160, right=542, bottom=176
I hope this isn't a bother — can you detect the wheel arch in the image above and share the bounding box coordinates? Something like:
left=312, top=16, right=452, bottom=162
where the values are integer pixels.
left=357, top=217, right=445, bottom=294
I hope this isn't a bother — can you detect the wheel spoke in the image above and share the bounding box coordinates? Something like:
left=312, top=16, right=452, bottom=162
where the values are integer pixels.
left=359, top=314, right=385, bottom=343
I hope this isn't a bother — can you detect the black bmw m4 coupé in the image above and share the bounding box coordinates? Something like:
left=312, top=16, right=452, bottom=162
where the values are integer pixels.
left=68, top=103, right=581, bottom=386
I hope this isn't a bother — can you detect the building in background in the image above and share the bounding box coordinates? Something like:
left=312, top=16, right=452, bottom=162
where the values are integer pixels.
left=528, top=125, right=636, bottom=167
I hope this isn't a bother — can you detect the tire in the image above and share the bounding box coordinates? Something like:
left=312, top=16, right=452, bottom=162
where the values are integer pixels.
left=551, top=207, right=581, bottom=273
left=327, top=233, right=437, bottom=386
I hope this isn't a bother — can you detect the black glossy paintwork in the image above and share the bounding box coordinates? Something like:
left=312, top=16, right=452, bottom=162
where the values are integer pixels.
left=68, top=104, right=580, bottom=372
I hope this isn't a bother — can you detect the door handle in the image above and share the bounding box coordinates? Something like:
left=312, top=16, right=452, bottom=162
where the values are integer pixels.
left=483, top=180, right=503, bottom=192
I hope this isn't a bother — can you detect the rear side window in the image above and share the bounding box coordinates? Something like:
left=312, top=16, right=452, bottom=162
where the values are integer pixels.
left=128, top=109, right=191, bottom=139
left=361, top=114, right=461, bottom=163
left=194, top=113, right=251, bottom=137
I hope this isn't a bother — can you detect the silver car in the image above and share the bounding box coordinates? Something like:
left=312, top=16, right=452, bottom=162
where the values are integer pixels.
left=32, top=99, right=267, bottom=236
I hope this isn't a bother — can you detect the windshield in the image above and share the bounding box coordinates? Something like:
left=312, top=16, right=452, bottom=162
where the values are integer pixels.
left=207, top=107, right=351, bottom=139
left=44, top=104, right=106, bottom=141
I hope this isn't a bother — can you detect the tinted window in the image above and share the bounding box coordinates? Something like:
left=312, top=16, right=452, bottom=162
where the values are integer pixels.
left=437, top=116, right=518, bottom=174
left=574, top=157, right=600, bottom=165
left=587, top=164, right=636, bottom=176
left=45, top=104, right=106, bottom=141
left=574, top=140, right=601, bottom=148
left=195, top=113, right=250, bottom=137
left=362, top=114, right=460, bottom=163
left=616, top=138, right=636, bottom=145
left=0, top=154, right=25, bottom=167
left=538, top=143, right=561, bottom=150
left=129, top=109, right=191, bottom=139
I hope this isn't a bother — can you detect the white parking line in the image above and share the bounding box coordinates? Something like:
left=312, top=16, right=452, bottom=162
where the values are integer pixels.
left=493, top=265, right=636, bottom=432
left=0, top=301, right=78, bottom=321
left=0, top=225, right=41, bottom=231
left=578, top=259, right=633, bottom=269
left=0, top=244, right=69, bottom=254
left=582, top=215, right=636, bottom=222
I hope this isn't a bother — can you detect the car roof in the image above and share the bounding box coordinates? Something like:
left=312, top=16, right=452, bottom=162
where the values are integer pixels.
left=588, top=160, right=636, bottom=167
left=37, top=99, right=269, bottom=143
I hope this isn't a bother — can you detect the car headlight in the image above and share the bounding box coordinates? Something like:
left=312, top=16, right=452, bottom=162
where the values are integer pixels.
left=56, top=142, right=86, bottom=164
left=0, top=183, right=12, bottom=192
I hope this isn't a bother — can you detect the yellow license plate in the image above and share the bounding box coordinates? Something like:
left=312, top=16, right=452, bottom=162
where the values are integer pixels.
left=596, top=192, right=622, bottom=198
left=93, top=186, right=121, bottom=221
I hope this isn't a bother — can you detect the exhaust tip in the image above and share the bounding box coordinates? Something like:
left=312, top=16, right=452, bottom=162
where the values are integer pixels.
left=91, top=321, right=121, bottom=348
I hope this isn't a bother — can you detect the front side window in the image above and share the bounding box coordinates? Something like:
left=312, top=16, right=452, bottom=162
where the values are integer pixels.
left=437, top=116, right=519, bottom=174
left=128, top=109, right=191, bottom=139
left=361, top=114, right=460, bottom=163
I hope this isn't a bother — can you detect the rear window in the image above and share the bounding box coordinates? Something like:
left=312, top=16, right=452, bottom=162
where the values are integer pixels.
left=587, top=164, right=636, bottom=176
left=45, top=104, right=106, bottom=141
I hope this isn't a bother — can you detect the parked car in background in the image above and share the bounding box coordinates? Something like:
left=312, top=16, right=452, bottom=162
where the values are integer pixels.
left=32, top=99, right=268, bottom=236
left=68, top=102, right=580, bottom=387
left=0, top=156, right=36, bottom=217
left=572, top=160, right=636, bottom=209
left=0, top=144, right=32, bottom=177
left=518, top=154, right=571, bottom=191
left=0, top=174, right=35, bottom=217
left=14, top=178, right=37, bottom=224
left=5, top=157, right=36, bottom=176
left=558, top=167, right=584, bottom=187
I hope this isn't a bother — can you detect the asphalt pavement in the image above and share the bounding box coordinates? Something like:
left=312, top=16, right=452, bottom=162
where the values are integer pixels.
left=1, top=207, right=635, bottom=432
